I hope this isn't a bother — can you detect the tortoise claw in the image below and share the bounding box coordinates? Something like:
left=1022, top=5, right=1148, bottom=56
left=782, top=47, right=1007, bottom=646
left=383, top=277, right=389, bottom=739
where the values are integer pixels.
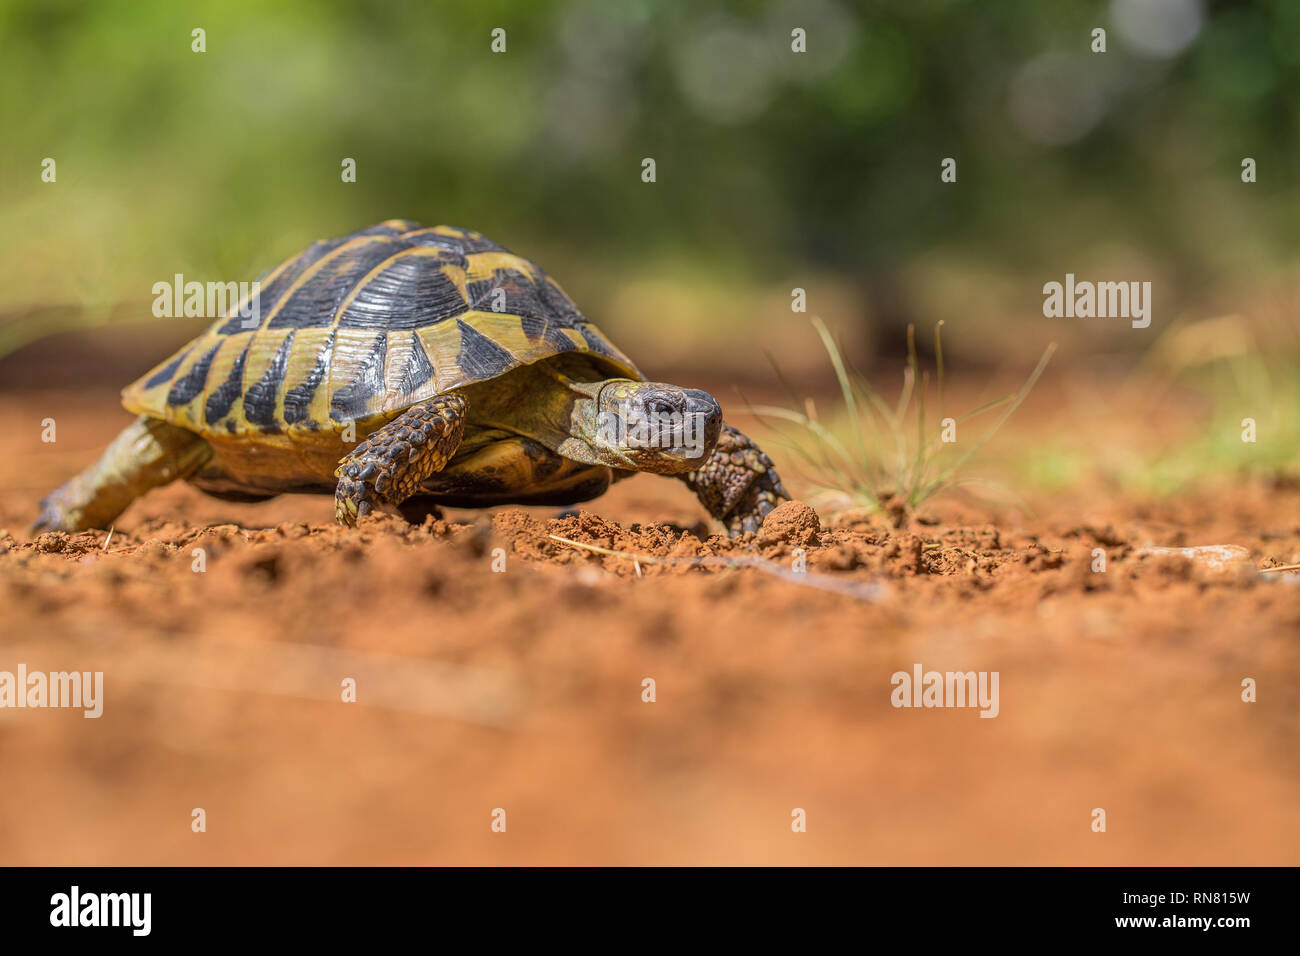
left=334, top=479, right=363, bottom=527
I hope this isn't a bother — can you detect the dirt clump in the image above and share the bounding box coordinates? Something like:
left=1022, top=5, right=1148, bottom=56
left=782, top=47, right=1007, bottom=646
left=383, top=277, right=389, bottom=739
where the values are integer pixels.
left=759, top=500, right=822, bottom=546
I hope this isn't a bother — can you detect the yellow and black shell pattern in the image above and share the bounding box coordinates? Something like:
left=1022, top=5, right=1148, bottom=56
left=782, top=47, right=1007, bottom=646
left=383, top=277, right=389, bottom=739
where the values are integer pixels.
left=121, top=220, right=642, bottom=439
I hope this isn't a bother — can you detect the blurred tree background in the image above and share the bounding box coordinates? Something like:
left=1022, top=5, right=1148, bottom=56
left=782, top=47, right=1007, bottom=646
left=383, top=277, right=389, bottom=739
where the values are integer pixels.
left=1, top=0, right=1297, bottom=377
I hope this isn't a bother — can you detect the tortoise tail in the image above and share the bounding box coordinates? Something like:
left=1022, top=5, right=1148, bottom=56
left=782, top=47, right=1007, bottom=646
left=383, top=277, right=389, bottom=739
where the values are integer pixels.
left=33, top=415, right=211, bottom=534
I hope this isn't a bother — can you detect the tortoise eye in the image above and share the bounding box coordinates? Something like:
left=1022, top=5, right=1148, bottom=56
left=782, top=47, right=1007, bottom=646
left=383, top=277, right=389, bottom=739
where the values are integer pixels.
left=647, top=398, right=676, bottom=417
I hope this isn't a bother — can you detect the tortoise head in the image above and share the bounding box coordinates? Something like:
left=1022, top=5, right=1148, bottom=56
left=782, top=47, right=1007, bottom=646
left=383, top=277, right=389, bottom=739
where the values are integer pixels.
left=559, top=378, right=722, bottom=474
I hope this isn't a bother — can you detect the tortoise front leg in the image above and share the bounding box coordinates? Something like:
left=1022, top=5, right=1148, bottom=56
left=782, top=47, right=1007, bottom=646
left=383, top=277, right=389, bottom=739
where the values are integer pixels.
left=334, top=394, right=468, bottom=527
left=678, top=424, right=789, bottom=536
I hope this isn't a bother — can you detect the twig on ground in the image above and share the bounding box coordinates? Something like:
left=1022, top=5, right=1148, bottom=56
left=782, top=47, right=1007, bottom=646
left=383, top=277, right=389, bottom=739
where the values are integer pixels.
left=547, top=534, right=889, bottom=603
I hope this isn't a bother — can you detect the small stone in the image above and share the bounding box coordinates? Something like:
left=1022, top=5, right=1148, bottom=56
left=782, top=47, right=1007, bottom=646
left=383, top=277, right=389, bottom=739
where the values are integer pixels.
left=34, top=531, right=69, bottom=553
left=759, top=500, right=821, bottom=547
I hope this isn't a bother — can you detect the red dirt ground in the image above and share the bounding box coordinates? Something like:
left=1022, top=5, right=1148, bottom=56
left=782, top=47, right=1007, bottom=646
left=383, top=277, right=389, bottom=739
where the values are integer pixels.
left=1, top=387, right=1298, bottom=865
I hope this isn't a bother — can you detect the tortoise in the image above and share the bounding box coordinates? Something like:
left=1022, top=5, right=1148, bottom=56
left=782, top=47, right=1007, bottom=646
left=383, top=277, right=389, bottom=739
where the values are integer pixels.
left=35, top=220, right=787, bottom=537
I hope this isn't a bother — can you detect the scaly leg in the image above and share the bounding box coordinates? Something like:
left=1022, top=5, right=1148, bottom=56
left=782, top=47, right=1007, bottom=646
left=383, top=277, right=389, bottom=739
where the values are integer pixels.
left=334, top=394, right=468, bottom=526
left=678, top=424, right=789, bottom=536
left=33, top=415, right=212, bottom=533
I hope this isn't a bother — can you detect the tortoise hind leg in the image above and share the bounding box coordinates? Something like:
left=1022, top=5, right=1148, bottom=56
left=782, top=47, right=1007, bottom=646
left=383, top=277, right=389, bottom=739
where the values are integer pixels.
left=33, top=415, right=212, bottom=533
left=334, top=394, right=468, bottom=527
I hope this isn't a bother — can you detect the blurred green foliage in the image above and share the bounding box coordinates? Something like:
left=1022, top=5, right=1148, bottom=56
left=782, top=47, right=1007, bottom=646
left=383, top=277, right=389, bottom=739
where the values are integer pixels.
left=1, top=0, right=1298, bottom=352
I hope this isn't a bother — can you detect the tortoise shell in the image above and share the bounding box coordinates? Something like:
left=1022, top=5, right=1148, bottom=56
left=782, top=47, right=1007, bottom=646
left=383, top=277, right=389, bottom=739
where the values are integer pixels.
left=121, top=220, right=642, bottom=438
